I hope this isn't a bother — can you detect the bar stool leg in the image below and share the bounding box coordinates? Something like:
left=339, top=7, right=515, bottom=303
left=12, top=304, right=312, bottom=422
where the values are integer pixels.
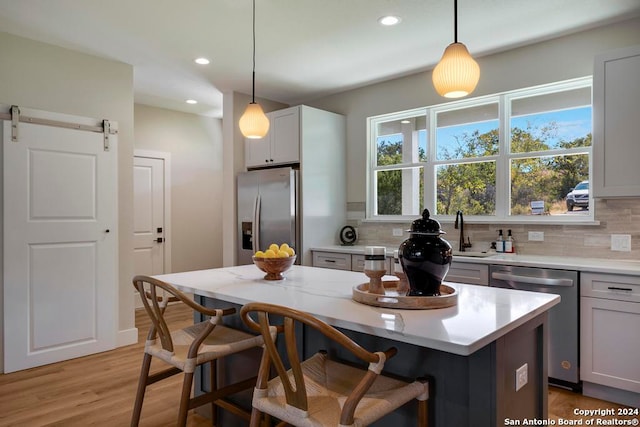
left=131, top=353, right=152, bottom=427
left=210, top=359, right=217, bottom=426
left=177, top=371, right=194, bottom=427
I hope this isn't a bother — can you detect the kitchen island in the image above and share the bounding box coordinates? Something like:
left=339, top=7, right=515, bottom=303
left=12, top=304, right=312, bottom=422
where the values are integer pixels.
left=156, top=264, right=560, bottom=427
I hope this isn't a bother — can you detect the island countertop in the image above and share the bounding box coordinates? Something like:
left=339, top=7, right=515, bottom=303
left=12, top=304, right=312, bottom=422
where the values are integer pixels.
left=156, top=264, right=559, bottom=356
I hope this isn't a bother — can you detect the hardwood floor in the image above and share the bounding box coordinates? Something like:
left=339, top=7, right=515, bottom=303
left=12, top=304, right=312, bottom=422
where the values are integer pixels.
left=0, top=303, right=211, bottom=426
left=0, top=303, right=633, bottom=426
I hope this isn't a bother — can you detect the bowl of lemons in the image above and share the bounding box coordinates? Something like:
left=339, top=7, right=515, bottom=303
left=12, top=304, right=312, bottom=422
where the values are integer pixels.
left=252, top=243, right=297, bottom=280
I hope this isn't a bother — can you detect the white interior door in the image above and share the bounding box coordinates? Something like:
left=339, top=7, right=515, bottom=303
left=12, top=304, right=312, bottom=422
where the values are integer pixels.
left=3, top=114, right=117, bottom=373
left=133, top=156, right=165, bottom=277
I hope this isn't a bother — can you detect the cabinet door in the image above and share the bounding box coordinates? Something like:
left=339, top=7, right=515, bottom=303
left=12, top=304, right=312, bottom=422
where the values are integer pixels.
left=593, top=45, right=640, bottom=198
left=244, top=134, right=271, bottom=168
left=269, top=107, right=300, bottom=165
left=580, top=296, right=640, bottom=393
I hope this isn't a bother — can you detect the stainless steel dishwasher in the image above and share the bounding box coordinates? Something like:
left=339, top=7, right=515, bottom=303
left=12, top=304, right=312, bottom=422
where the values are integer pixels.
left=489, top=265, right=580, bottom=390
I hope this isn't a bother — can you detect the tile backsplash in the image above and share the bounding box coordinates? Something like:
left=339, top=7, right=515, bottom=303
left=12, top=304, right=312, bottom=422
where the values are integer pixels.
left=347, top=199, right=640, bottom=260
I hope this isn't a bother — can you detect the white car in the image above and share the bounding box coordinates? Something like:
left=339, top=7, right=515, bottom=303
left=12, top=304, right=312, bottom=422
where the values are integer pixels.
left=566, top=180, right=589, bottom=211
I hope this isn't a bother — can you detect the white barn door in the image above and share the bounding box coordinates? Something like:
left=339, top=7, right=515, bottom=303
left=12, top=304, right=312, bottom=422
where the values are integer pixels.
left=2, top=108, right=117, bottom=373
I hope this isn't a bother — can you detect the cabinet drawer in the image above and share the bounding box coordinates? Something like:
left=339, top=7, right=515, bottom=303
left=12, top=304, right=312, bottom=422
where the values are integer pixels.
left=446, top=262, right=489, bottom=286
left=312, top=251, right=351, bottom=271
left=351, top=254, right=392, bottom=274
left=581, top=272, right=640, bottom=303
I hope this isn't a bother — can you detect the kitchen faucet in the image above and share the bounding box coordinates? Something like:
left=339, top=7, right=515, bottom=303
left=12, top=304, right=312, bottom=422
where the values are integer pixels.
left=454, top=210, right=472, bottom=252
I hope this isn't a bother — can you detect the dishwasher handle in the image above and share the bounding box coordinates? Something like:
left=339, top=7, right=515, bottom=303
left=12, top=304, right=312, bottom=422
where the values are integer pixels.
left=491, top=272, right=574, bottom=287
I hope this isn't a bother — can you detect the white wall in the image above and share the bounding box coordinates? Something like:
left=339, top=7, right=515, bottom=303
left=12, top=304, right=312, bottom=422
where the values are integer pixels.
left=0, top=32, right=135, bottom=371
left=134, top=104, right=224, bottom=271
left=305, top=17, right=640, bottom=205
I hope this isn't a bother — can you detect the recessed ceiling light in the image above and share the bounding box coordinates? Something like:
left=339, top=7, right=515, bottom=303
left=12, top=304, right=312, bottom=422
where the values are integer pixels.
left=378, top=15, right=401, bottom=26
left=194, top=57, right=210, bottom=65
left=401, top=120, right=411, bottom=124
left=186, top=99, right=198, bottom=104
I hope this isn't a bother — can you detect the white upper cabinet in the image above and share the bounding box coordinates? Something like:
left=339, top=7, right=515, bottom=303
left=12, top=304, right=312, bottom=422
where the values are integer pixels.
left=593, top=45, right=640, bottom=198
left=245, top=106, right=300, bottom=168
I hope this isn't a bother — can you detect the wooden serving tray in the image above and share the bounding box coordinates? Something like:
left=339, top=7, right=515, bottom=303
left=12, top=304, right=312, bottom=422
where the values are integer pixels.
left=352, top=280, right=458, bottom=310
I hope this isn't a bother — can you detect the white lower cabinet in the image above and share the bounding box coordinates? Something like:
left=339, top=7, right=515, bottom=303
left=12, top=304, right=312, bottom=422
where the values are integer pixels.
left=312, top=251, right=351, bottom=271
left=312, top=252, right=486, bottom=281
left=446, top=261, right=489, bottom=286
left=580, top=272, right=640, bottom=406
left=312, top=251, right=392, bottom=274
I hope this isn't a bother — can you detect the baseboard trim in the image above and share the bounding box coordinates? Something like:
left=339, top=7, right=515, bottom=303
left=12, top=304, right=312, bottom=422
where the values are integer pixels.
left=583, top=381, right=640, bottom=407
left=117, top=327, right=138, bottom=347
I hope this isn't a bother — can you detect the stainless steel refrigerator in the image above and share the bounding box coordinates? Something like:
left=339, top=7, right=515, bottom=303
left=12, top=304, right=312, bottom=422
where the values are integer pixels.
left=237, top=167, right=300, bottom=265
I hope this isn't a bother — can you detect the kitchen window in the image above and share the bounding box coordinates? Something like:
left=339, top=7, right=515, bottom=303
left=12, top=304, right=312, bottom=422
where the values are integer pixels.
left=368, top=77, right=593, bottom=222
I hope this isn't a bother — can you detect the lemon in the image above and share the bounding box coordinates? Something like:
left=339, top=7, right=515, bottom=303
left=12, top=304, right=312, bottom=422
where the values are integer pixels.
left=254, top=250, right=265, bottom=258
left=279, top=243, right=290, bottom=251
left=286, top=247, right=295, bottom=256
left=269, top=243, right=280, bottom=253
left=277, top=250, right=290, bottom=258
left=264, top=249, right=277, bottom=258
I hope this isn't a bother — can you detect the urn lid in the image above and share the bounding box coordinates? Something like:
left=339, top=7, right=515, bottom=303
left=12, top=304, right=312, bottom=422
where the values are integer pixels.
left=408, top=209, right=446, bottom=235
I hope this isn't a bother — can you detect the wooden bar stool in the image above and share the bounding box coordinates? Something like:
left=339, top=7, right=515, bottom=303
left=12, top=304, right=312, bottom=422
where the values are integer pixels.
left=131, top=275, right=273, bottom=427
left=240, top=302, right=430, bottom=427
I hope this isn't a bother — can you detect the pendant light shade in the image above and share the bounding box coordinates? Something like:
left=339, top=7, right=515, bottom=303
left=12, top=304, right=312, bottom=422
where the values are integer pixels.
left=432, top=0, right=479, bottom=98
left=432, top=42, right=479, bottom=98
left=240, top=102, right=270, bottom=139
left=239, top=0, right=269, bottom=139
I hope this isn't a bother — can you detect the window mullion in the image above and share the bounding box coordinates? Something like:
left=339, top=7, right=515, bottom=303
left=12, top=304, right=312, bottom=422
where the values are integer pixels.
left=495, top=93, right=510, bottom=219
left=425, top=107, right=437, bottom=214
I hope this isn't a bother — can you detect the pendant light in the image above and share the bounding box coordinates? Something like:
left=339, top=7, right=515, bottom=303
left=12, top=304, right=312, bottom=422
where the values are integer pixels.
left=432, top=0, right=480, bottom=98
left=239, top=0, right=270, bottom=139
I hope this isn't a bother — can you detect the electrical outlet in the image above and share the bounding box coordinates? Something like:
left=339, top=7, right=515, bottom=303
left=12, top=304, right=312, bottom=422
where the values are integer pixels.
left=515, top=363, right=528, bottom=391
left=528, top=231, right=544, bottom=241
left=392, top=228, right=404, bottom=237
left=611, top=234, right=632, bottom=252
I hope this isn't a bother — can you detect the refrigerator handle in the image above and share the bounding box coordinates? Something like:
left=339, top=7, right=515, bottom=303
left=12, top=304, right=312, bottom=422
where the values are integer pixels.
left=253, top=194, right=261, bottom=252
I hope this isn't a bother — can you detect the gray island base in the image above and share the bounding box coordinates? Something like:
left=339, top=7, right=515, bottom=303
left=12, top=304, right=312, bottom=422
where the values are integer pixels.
left=156, top=265, right=559, bottom=427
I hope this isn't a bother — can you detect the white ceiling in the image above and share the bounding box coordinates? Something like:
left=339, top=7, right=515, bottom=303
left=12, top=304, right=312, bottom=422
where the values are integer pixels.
left=1, top=0, right=639, bottom=118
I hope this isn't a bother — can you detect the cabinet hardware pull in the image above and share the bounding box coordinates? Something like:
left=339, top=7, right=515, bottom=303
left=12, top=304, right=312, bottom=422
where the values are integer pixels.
left=325, top=259, right=336, bottom=263
left=607, top=286, right=633, bottom=291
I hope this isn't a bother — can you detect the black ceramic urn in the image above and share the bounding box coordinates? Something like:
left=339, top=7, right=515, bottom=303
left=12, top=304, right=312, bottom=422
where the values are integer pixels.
left=398, top=209, right=453, bottom=296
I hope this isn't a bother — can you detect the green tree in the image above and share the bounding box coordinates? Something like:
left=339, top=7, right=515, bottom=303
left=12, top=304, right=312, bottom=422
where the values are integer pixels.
left=376, top=139, right=402, bottom=214
left=437, top=129, right=498, bottom=215
left=376, top=139, right=425, bottom=215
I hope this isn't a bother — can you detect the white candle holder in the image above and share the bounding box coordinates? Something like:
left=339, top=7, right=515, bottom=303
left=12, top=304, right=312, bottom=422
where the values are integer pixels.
left=364, top=246, right=386, bottom=294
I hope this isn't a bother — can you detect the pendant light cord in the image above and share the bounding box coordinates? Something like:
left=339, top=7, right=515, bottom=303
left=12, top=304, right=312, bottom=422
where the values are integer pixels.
left=251, top=0, right=256, bottom=103
left=453, top=0, right=458, bottom=43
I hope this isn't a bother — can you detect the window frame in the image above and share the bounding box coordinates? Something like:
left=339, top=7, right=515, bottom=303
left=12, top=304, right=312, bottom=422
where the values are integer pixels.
left=367, top=77, right=594, bottom=224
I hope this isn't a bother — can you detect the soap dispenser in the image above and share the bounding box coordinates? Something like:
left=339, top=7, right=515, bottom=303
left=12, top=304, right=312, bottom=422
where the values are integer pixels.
left=496, top=229, right=505, bottom=253
left=505, top=229, right=515, bottom=253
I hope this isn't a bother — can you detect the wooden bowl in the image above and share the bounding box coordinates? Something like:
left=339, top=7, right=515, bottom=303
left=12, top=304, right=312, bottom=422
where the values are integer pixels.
left=252, top=255, right=296, bottom=280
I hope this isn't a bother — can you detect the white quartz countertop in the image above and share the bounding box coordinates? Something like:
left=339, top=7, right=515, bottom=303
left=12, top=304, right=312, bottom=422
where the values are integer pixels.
left=155, top=264, right=559, bottom=356
left=311, top=245, right=640, bottom=276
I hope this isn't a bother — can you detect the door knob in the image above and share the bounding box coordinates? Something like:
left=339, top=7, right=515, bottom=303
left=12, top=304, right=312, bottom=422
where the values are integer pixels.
left=155, top=238, right=164, bottom=243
